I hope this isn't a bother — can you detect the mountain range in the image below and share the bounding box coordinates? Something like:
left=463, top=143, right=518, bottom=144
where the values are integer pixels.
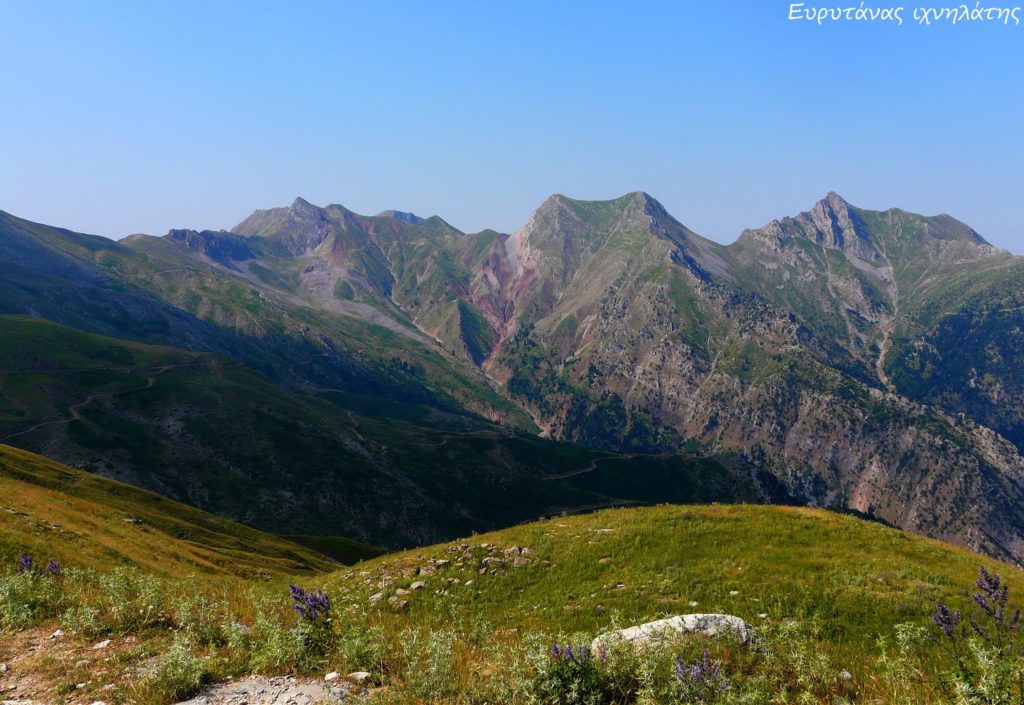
left=1, top=191, right=1022, bottom=561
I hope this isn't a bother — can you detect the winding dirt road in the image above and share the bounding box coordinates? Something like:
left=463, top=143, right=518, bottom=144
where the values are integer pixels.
left=0, top=364, right=188, bottom=443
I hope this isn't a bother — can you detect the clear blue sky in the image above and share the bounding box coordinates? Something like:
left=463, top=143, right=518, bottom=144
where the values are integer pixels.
left=1, top=1, right=1021, bottom=251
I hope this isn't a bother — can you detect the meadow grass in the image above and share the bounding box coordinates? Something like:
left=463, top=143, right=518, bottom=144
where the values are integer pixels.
left=5, top=504, right=1024, bottom=703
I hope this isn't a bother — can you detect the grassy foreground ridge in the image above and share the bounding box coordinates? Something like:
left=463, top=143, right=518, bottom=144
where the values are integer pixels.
left=5, top=501, right=1024, bottom=703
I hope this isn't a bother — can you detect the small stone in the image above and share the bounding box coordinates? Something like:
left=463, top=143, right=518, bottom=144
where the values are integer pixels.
left=410, top=581, right=426, bottom=590
left=512, top=557, right=531, bottom=568
left=388, top=596, right=408, bottom=609
left=394, top=588, right=410, bottom=596
left=325, top=672, right=339, bottom=681
left=598, top=557, right=613, bottom=564
left=503, top=546, right=521, bottom=557
left=688, top=601, right=698, bottom=607
left=50, top=629, right=64, bottom=640
left=758, top=613, right=768, bottom=619
left=729, top=590, right=739, bottom=596
left=92, top=639, right=111, bottom=649
left=75, top=660, right=90, bottom=669
left=464, top=579, right=473, bottom=586
left=369, top=592, right=384, bottom=603
left=348, top=671, right=372, bottom=685
left=90, top=701, right=107, bottom=705
left=0, top=662, right=7, bottom=673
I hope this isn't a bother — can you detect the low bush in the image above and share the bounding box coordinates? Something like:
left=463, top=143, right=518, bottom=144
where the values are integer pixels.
left=0, top=554, right=65, bottom=630
left=138, top=635, right=213, bottom=702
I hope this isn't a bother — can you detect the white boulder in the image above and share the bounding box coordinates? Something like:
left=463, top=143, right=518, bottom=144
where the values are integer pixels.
left=591, top=614, right=753, bottom=658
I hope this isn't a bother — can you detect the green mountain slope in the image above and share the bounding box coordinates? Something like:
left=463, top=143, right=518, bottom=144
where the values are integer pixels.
left=731, top=193, right=1024, bottom=454
left=430, top=192, right=1024, bottom=561
left=0, top=315, right=762, bottom=547
left=0, top=208, right=531, bottom=430
left=0, top=443, right=335, bottom=577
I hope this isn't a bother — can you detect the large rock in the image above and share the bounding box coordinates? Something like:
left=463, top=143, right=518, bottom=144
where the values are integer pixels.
left=591, top=614, right=752, bottom=657
left=173, top=675, right=349, bottom=705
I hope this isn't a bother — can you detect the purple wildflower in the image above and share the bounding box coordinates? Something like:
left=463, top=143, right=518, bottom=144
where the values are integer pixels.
left=932, top=601, right=961, bottom=642
left=549, top=643, right=591, bottom=664
left=288, top=584, right=331, bottom=624
left=46, top=560, right=62, bottom=578
left=674, top=649, right=730, bottom=702
left=16, top=553, right=33, bottom=574
left=969, top=565, right=1020, bottom=648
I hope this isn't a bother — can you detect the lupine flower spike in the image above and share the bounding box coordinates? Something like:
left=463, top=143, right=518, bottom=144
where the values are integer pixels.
left=289, top=584, right=331, bottom=623
left=674, top=649, right=731, bottom=701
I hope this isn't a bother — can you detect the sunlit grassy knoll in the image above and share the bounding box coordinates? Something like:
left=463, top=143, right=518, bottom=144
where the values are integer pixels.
left=326, top=504, right=1017, bottom=645
left=0, top=443, right=335, bottom=578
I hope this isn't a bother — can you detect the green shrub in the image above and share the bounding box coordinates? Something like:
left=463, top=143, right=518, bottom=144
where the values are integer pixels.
left=0, top=565, right=65, bottom=630
left=462, top=631, right=537, bottom=705
left=97, top=567, right=170, bottom=634
left=398, top=629, right=462, bottom=702
left=334, top=621, right=389, bottom=684
left=244, top=591, right=304, bottom=671
left=876, top=622, right=931, bottom=705
left=60, top=602, right=104, bottom=636
left=532, top=642, right=610, bottom=705
left=141, top=635, right=212, bottom=702
left=171, top=591, right=233, bottom=647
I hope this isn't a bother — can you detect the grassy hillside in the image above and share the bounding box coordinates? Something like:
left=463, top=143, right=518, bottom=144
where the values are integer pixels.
left=5, top=504, right=1024, bottom=704
left=0, top=444, right=335, bottom=578
left=326, top=504, right=1022, bottom=644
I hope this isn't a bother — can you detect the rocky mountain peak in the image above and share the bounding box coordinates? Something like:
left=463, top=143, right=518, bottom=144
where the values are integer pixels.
left=807, top=192, right=869, bottom=247
left=818, top=191, right=852, bottom=212
left=739, top=192, right=884, bottom=266
left=376, top=210, right=424, bottom=225
left=163, top=228, right=256, bottom=269
left=232, top=197, right=338, bottom=253
left=290, top=196, right=319, bottom=214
